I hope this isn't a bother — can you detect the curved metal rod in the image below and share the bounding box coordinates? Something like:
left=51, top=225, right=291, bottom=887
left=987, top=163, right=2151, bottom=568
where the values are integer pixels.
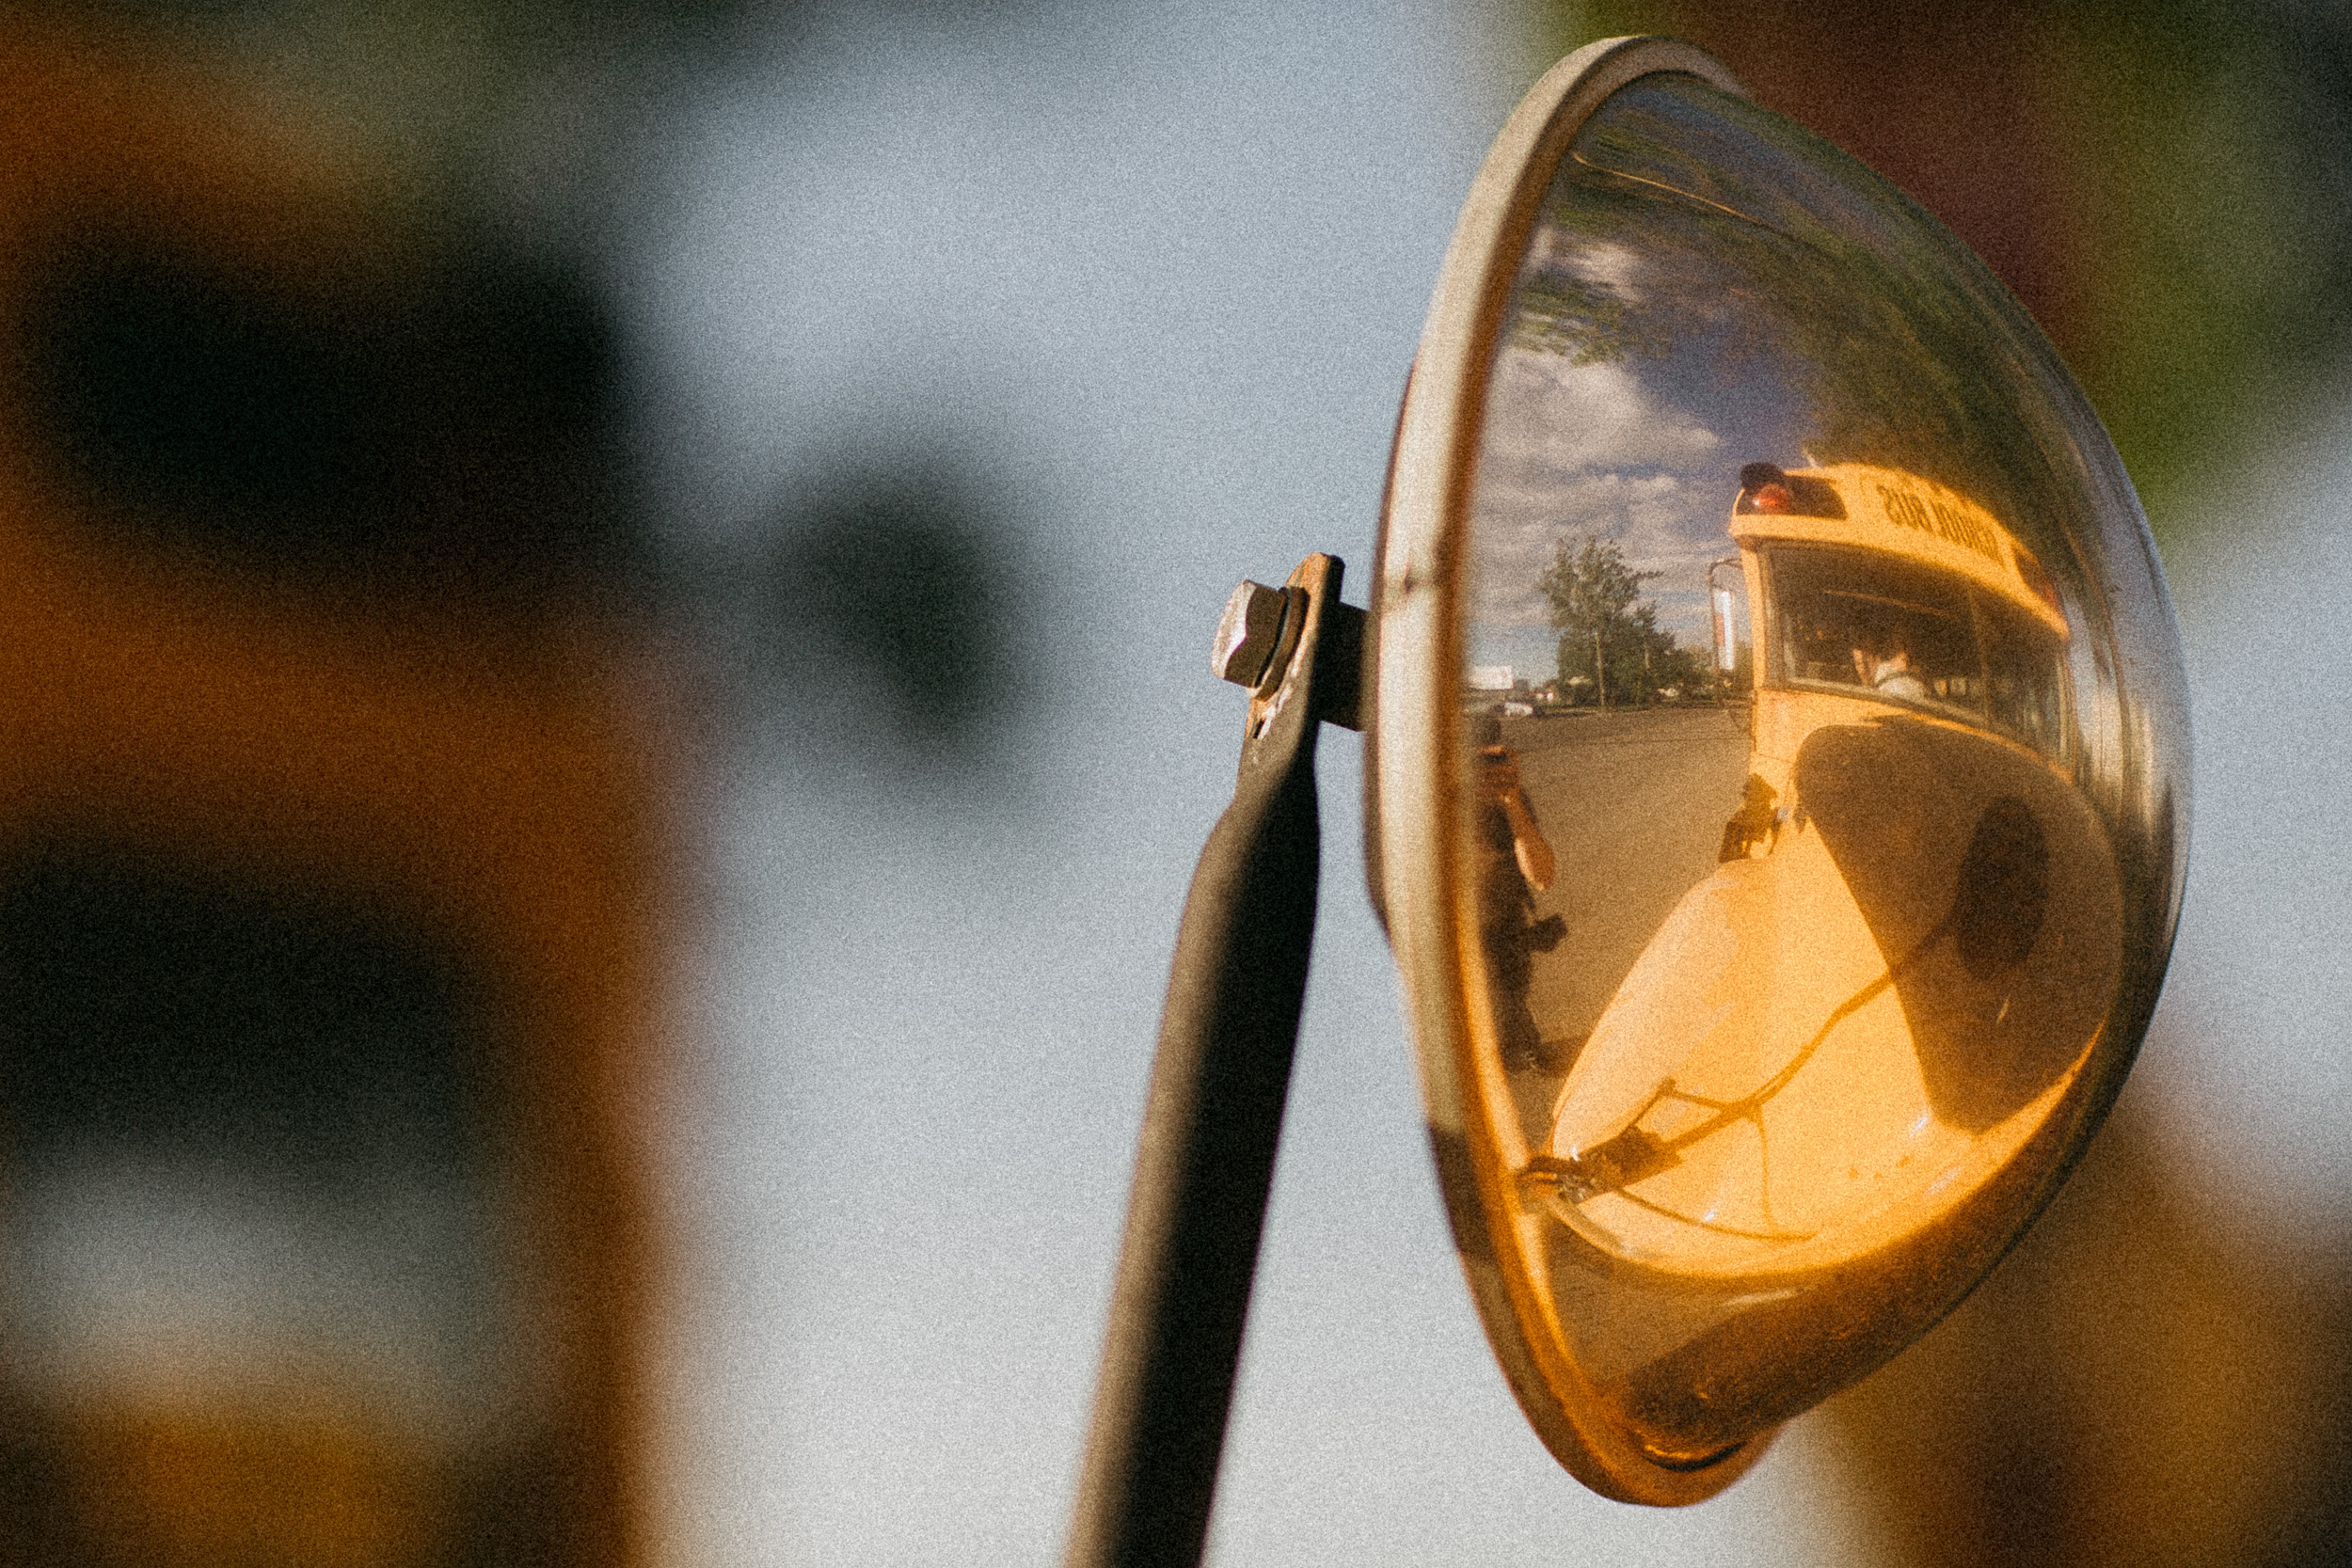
left=1062, top=553, right=1361, bottom=1568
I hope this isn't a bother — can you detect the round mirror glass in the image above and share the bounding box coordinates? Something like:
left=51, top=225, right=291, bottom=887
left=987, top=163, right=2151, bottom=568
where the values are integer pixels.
left=1372, top=40, right=2187, bottom=1504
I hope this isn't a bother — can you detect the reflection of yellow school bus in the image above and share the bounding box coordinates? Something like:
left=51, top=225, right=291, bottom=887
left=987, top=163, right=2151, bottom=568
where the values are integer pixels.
left=1732, top=461, right=2071, bottom=806
left=1528, top=462, right=2118, bottom=1284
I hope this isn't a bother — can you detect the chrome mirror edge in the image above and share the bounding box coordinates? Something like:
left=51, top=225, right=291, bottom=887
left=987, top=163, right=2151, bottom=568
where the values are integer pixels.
left=1374, top=37, right=1775, bottom=1505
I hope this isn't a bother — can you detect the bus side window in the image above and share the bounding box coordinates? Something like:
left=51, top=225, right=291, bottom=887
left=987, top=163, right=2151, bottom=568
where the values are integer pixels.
left=1766, top=545, right=1978, bottom=712
left=1977, top=594, right=2066, bottom=757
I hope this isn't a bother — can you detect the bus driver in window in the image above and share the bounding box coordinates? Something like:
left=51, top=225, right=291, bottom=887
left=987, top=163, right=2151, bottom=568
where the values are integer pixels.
left=1852, top=619, right=1930, bottom=703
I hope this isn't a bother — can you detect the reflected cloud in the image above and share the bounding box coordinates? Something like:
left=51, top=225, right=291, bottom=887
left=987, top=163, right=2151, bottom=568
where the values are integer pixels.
left=1471, top=354, right=1728, bottom=638
left=1484, top=355, right=1721, bottom=476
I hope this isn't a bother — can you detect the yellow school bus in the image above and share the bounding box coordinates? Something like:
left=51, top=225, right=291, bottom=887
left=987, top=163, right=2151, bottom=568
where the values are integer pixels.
left=1730, top=460, right=2071, bottom=814
left=1530, top=462, right=2118, bottom=1281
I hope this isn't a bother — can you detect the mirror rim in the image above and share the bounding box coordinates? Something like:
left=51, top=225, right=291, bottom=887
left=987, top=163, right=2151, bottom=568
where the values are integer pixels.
left=1368, top=35, right=1772, bottom=1505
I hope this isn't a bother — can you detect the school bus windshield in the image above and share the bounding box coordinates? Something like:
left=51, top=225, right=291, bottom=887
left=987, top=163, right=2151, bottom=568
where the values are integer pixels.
left=1763, top=542, right=2067, bottom=758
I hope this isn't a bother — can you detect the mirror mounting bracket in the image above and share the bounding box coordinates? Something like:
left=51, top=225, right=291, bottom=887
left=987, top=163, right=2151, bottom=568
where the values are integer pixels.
left=1064, top=552, right=1359, bottom=1568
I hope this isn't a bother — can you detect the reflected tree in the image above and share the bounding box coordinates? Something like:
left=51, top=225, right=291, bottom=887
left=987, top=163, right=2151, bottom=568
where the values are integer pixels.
left=1539, top=535, right=1706, bottom=705
left=1511, top=271, right=1670, bottom=366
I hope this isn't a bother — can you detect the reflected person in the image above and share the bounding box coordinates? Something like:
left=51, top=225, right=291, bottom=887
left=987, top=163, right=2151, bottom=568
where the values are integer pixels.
left=1852, top=619, right=1929, bottom=703
left=1473, top=717, right=1566, bottom=1070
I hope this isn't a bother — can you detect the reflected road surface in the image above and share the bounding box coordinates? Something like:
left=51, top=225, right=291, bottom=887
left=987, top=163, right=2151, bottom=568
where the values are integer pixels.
left=1495, top=705, right=1752, bottom=1132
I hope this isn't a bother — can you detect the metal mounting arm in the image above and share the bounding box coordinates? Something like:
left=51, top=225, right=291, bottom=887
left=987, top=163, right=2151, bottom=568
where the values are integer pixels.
left=1063, top=553, right=1363, bottom=1568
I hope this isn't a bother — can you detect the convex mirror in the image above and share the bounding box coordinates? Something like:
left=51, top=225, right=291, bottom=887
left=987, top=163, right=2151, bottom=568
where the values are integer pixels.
left=1369, top=36, right=2188, bottom=1504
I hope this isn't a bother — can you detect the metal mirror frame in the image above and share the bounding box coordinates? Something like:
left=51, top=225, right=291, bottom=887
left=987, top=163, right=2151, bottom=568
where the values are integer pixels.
left=1373, top=26, right=2190, bottom=1503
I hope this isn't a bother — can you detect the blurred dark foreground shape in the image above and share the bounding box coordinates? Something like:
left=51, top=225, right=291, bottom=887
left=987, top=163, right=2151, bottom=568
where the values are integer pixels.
left=1820, top=1102, right=2352, bottom=1568
left=0, top=24, right=667, bottom=1567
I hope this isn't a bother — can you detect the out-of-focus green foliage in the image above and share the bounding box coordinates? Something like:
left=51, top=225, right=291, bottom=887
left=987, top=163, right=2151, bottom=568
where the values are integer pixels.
left=2047, top=3, right=2352, bottom=530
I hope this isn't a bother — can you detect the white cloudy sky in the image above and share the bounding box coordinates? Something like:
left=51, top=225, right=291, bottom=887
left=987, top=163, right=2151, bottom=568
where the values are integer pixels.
left=1468, top=347, right=1732, bottom=675
left=1461, top=185, right=1818, bottom=683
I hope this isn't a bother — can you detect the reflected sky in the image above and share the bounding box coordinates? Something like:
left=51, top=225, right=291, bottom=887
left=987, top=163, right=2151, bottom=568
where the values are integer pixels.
left=1467, top=69, right=2102, bottom=692
left=1468, top=324, right=1811, bottom=673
